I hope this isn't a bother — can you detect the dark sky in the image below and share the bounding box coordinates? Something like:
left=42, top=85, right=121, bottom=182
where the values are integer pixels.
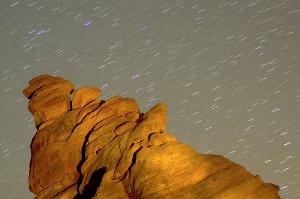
left=0, top=0, right=299, bottom=198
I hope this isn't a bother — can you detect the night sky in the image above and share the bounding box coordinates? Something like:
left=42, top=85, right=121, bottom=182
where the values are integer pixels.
left=0, top=0, right=299, bottom=198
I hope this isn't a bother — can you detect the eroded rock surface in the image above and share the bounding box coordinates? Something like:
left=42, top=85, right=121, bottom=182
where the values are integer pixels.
left=23, top=74, right=281, bottom=199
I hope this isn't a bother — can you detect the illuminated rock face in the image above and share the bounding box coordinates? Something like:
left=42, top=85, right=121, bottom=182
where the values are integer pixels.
left=23, top=74, right=281, bottom=199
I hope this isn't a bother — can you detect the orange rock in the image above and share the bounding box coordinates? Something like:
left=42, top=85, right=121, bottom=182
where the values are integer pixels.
left=23, top=74, right=281, bottom=199
left=72, top=86, right=102, bottom=109
left=23, top=74, right=52, bottom=98
left=28, top=110, right=81, bottom=194
left=23, top=75, right=74, bottom=126
left=23, top=74, right=74, bottom=98
left=76, top=99, right=102, bottom=123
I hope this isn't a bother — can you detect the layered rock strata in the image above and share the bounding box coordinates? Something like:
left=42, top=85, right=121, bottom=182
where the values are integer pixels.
left=23, top=74, right=281, bottom=199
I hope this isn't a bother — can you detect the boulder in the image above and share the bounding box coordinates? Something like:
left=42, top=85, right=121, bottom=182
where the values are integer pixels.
left=72, top=86, right=102, bottom=109
left=23, top=74, right=281, bottom=199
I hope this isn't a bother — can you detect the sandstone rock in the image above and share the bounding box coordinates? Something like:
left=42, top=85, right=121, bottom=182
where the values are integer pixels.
left=23, top=75, right=74, bottom=126
left=23, top=74, right=281, bottom=199
left=28, top=110, right=81, bottom=194
left=72, top=86, right=102, bottom=109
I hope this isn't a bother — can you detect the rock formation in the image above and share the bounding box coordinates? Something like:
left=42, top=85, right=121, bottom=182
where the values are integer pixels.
left=23, top=74, right=281, bottom=199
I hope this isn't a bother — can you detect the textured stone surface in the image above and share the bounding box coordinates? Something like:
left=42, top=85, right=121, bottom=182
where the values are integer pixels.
left=23, top=74, right=281, bottom=199
left=23, top=75, right=74, bottom=126
left=72, top=86, right=102, bottom=109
